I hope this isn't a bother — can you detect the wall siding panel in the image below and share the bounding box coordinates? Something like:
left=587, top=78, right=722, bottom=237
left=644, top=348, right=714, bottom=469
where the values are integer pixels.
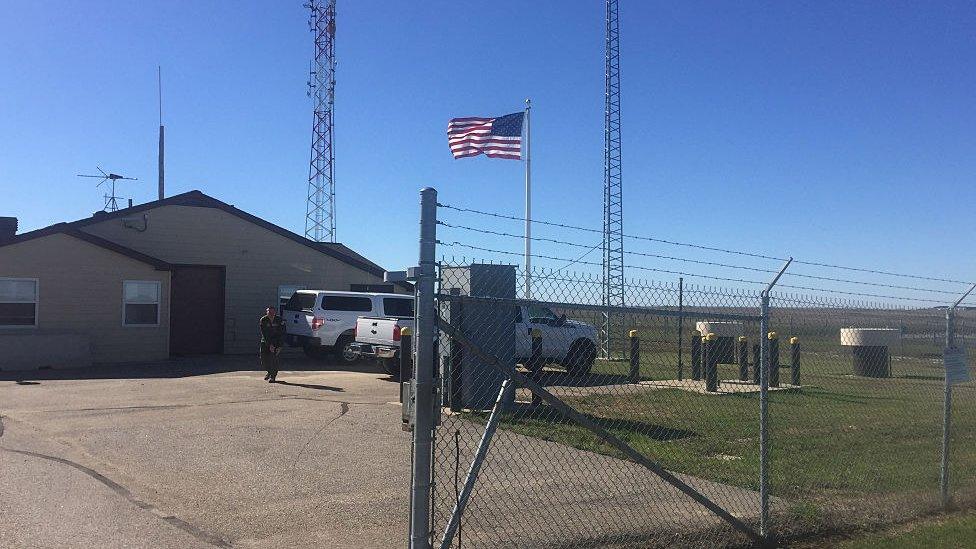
left=80, top=205, right=401, bottom=354
left=0, top=233, right=170, bottom=364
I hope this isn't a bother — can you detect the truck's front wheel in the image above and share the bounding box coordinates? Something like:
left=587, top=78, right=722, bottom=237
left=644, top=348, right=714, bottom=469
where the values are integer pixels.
left=565, top=340, right=595, bottom=377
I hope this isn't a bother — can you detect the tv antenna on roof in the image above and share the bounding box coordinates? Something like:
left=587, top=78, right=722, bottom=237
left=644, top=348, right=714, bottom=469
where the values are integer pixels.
left=77, top=167, right=138, bottom=212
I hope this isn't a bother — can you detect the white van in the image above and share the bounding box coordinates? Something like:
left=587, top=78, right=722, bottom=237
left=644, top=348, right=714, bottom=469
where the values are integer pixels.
left=281, top=290, right=413, bottom=362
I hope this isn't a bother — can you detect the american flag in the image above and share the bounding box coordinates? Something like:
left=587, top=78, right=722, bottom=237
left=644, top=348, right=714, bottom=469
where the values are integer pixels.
left=447, top=112, right=524, bottom=160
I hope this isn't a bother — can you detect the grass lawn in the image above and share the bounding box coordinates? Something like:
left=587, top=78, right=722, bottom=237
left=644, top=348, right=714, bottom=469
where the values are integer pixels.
left=449, top=301, right=976, bottom=539
left=477, top=344, right=976, bottom=533
left=834, top=511, right=976, bottom=548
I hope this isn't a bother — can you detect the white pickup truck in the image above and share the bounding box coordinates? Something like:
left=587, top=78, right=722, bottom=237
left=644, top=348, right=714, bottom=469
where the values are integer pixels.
left=353, top=304, right=598, bottom=378
left=351, top=316, right=415, bottom=377
left=281, top=290, right=413, bottom=362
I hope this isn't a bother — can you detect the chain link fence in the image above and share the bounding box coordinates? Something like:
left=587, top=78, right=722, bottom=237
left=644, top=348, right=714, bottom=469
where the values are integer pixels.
left=407, top=187, right=976, bottom=548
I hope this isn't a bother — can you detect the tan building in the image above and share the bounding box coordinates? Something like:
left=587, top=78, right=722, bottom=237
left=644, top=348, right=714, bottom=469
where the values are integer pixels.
left=0, top=191, right=409, bottom=367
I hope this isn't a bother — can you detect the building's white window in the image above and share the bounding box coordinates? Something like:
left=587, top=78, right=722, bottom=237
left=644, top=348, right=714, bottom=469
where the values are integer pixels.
left=278, top=284, right=307, bottom=311
left=123, top=281, right=160, bottom=326
left=0, top=278, right=38, bottom=327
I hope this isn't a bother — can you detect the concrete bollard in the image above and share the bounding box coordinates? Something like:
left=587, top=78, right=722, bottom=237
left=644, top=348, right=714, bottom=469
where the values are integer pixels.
left=737, top=336, right=749, bottom=381
left=790, top=336, right=801, bottom=386
left=399, top=327, right=413, bottom=404
left=629, top=330, right=640, bottom=384
left=752, top=343, right=761, bottom=384
left=769, top=331, right=780, bottom=388
left=530, top=328, right=543, bottom=407
left=705, top=332, right=719, bottom=392
left=691, top=332, right=703, bottom=381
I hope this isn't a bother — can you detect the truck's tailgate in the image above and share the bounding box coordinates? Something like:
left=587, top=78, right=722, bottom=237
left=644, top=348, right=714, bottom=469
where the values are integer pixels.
left=356, top=317, right=413, bottom=346
left=283, top=309, right=314, bottom=337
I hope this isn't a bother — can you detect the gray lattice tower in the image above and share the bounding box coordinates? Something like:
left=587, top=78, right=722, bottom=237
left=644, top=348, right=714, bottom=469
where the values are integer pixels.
left=602, top=0, right=624, bottom=358
left=304, top=0, right=337, bottom=242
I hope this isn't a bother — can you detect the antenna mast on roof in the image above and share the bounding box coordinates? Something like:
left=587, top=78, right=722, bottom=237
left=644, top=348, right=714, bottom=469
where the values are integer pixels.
left=77, top=167, right=138, bottom=212
left=304, top=0, right=337, bottom=243
left=158, top=65, right=165, bottom=200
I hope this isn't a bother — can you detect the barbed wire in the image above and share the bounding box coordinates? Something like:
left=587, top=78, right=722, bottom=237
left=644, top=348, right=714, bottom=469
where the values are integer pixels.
left=437, top=203, right=975, bottom=286
left=439, top=241, right=952, bottom=305
left=438, top=221, right=962, bottom=296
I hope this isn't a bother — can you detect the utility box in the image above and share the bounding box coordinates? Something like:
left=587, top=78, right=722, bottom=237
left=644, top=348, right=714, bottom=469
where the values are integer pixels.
left=440, top=264, right=516, bottom=411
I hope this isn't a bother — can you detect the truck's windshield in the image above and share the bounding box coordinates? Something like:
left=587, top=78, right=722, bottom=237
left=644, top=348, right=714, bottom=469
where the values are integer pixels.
left=284, top=292, right=316, bottom=312
left=526, top=306, right=558, bottom=323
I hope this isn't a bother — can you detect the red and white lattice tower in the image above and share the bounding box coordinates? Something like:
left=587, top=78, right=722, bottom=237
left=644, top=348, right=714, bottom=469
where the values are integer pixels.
left=304, top=0, right=336, bottom=242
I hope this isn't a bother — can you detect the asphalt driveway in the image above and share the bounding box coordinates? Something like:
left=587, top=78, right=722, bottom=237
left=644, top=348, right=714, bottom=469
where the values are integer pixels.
left=0, top=354, right=763, bottom=549
left=0, top=354, right=409, bottom=549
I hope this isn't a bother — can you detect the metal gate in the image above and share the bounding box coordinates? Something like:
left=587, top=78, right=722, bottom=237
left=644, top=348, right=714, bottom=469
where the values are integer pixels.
left=406, top=188, right=788, bottom=548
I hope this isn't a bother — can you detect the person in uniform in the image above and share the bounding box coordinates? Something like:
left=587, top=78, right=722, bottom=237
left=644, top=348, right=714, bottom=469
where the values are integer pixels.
left=260, top=306, right=286, bottom=382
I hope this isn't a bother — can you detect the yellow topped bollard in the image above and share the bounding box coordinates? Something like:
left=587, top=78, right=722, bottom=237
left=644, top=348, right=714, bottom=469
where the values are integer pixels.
left=769, top=331, right=781, bottom=387
left=400, top=326, right=413, bottom=337
left=737, top=336, right=749, bottom=381
left=531, top=328, right=542, bottom=338
left=629, top=329, right=638, bottom=338
left=704, top=333, right=719, bottom=391
left=790, top=336, right=801, bottom=386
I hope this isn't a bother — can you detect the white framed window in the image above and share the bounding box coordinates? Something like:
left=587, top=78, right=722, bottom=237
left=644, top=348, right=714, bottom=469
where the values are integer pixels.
left=123, top=280, right=160, bottom=326
left=0, top=278, right=38, bottom=327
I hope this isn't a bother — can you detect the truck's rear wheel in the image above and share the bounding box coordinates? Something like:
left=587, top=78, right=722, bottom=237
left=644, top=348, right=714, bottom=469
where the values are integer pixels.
left=334, top=334, right=360, bottom=364
left=566, top=340, right=595, bottom=377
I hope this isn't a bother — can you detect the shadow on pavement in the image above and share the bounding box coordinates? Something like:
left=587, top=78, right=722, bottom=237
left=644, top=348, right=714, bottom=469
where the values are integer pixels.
left=0, top=351, right=390, bottom=382
left=271, top=380, right=344, bottom=392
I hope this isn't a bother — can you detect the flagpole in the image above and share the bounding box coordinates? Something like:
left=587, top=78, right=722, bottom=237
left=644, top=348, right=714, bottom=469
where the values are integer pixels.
left=524, top=98, right=532, bottom=300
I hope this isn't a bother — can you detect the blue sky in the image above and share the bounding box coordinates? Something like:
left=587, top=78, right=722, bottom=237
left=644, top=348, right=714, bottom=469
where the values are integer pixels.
left=2, top=1, right=974, bottom=302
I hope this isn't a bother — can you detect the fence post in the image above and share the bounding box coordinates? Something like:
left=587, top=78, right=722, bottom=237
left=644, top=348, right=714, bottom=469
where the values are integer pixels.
left=759, top=257, right=791, bottom=542
left=759, top=292, right=771, bottom=539
left=410, top=187, right=437, bottom=549
left=790, top=337, right=800, bottom=386
left=940, top=282, right=975, bottom=510
left=941, top=307, right=954, bottom=509
left=737, top=336, right=749, bottom=381
left=629, top=330, right=640, bottom=384
left=704, top=332, right=718, bottom=392
left=677, top=277, right=684, bottom=380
